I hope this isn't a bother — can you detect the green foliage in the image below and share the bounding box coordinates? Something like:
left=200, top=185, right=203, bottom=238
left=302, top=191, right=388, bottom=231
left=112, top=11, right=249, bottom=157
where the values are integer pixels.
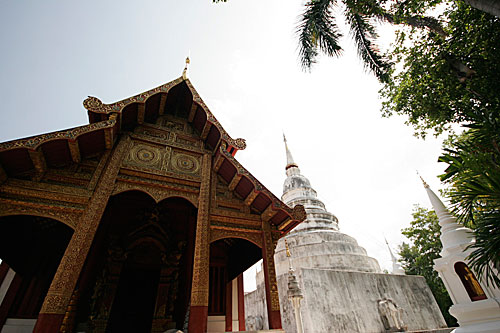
left=439, top=125, right=500, bottom=287
left=297, top=0, right=343, bottom=70
left=399, top=206, right=457, bottom=326
left=381, top=3, right=500, bottom=136
left=295, top=0, right=453, bottom=82
left=381, top=2, right=500, bottom=289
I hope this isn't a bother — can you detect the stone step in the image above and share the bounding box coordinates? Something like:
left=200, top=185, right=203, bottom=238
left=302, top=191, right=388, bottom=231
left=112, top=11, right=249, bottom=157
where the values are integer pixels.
left=230, top=330, right=285, bottom=333
left=406, top=328, right=455, bottom=333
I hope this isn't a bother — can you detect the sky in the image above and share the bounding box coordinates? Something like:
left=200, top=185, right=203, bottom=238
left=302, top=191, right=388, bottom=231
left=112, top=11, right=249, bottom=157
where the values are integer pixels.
left=0, top=1, right=449, bottom=291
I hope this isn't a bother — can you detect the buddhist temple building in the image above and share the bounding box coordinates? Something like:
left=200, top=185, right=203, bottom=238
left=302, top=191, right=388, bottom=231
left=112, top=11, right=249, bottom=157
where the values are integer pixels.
left=0, top=67, right=306, bottom=333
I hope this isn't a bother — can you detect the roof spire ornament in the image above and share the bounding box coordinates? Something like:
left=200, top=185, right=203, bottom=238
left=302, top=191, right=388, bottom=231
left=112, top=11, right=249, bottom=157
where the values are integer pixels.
left=182, top=56, right=190, bottom=80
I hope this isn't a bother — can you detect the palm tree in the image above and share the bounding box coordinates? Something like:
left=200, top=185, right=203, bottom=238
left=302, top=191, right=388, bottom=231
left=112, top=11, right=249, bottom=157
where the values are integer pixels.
left=296, top=0, right=497, bottom=82
left=439, top=122, right=500, bottom=287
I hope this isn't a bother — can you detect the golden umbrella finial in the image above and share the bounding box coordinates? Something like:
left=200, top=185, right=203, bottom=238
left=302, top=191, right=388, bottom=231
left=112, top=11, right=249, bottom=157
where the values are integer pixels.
left=285, top=239, right=291, bottom=258
left=182, top=56, right=190, bottom=80
left=416, top=170, right=429, bottom=188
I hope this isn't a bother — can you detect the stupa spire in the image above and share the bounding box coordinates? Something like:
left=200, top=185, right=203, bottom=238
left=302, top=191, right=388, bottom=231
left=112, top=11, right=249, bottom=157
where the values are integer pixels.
left=281, top=134, right=339, bottom=232
left=419, top=175, right=474, bottom=257
left=385, top=238, right=405, bottom=275
left=283, top=133, right=298, bottom=171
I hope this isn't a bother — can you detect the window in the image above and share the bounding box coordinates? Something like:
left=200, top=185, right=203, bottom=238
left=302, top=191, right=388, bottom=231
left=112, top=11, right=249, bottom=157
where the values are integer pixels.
left=454, top=262, right=487, bottom=301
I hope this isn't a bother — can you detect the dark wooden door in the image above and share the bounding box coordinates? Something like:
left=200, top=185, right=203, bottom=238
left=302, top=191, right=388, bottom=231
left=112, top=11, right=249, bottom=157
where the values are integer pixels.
left=106, top=267, right=160, bottom=333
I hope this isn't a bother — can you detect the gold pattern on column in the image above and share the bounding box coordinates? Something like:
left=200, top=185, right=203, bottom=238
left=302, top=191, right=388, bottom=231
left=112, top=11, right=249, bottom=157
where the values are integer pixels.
left=29, top=150, right=46, bottom=180
left=190, top=153, right=212, bottom=306
left=262, top=221, right=280, bottom=311
left=39, top=136, right=131, bottom=315
left=137, top=104, right=145, bottom=124
left=67, top=140, right=81, bottom=163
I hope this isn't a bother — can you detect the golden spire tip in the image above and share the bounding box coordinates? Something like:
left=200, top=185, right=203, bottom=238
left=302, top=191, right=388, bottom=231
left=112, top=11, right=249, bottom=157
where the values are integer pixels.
left=182, top=56, right=190, bottom=80
left=416, top=171, right=429, bottom=188
left=285, top=239, right=291, bottom=258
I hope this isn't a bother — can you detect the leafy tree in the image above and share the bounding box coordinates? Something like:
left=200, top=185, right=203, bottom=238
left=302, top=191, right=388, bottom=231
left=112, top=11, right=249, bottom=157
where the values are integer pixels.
left=381, top=3, right=500, bottom=136
left=383, top=2, right=500, bottom=287
left=399, top=206, right=457, bottom=327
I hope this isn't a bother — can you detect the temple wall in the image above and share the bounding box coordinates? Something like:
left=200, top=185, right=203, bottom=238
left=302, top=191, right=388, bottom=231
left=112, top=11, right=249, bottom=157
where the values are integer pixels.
left=244, top=268, right=268, bottom=331
left=275, top=268, right=447, bottom=333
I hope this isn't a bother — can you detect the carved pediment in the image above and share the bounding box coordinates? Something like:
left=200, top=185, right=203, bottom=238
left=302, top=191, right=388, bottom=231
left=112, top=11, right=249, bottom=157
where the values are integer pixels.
left=122, top=140, right=202, bottom=179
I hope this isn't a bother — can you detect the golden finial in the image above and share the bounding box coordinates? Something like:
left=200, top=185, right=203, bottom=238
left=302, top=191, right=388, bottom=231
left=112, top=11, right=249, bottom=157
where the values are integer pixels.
left=416, top=171, right=429, bottom=188
left=182, top=56, right=190, bottom=80
left=285, top=239, right=291, bottom=258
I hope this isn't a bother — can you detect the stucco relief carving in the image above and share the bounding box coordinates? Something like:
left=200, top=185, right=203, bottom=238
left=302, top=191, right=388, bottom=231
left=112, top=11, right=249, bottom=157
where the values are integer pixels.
left=112, top=181, right=197, bottom=207
left=126, top=144, right=164, bottom=170
left=0, top=184, right=89, bottom=205
left=378, top=298, right=406, bottom=332
left=161, top=119, right=185, bottom=132
left=210, top=228, right=262, bottom=248
left=0, top=202, right=80, bottom=229
left=169, top=151, right=200, bottom=175
left=124, top=142, right=201, bottom=178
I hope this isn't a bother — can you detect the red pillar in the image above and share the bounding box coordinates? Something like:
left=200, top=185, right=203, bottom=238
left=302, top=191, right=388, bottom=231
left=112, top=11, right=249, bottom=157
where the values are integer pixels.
left=188, top=306, right=208, bottom=332
left=237, top=274, right=245, bottom=331
left=32, top=314, right=64, bottom=333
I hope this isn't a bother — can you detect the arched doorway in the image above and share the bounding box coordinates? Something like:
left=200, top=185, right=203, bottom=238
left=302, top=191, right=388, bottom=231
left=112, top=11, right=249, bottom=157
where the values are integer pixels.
left=208, top=238, right=262, bottom=332
left=72, top=191, right=197, bottom=333
left=0, top=215, right=73, bottom=330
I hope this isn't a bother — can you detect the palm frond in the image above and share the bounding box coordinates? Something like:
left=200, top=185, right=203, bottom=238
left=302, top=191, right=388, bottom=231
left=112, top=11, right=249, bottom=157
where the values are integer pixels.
left=467, top=210, right=500, bottom=287
left=345, top=10, right=391, bottom=83
left=440, top=125, right=500, bottom=287
left=297, top=0, right=343, bottom=70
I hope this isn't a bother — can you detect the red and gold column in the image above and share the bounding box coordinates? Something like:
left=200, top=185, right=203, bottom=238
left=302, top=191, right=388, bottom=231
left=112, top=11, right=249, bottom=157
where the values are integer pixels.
left=261, top=221, right=282, bottom=329
left=34, top=137, right=130, bottom=333
left=188, top=153, right=212, bottom=333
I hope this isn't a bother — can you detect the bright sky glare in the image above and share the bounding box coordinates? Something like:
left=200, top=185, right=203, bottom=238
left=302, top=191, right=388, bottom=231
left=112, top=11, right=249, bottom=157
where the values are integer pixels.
left=0, top=1, right=449, bottom=292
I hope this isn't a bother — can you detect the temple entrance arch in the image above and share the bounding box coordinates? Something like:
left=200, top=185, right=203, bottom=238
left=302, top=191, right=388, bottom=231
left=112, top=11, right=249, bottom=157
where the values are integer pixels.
left=71, top=191, right=197, bottom=333
left=0, top=215, right=73, bottom=330
left=208, top=237, right=261, bottom=332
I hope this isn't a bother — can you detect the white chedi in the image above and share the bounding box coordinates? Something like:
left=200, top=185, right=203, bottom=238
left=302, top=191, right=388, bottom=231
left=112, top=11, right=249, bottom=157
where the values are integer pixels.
left=422, top=179, right=500, bottom=333
left=275, top=135, right=381, bottom=277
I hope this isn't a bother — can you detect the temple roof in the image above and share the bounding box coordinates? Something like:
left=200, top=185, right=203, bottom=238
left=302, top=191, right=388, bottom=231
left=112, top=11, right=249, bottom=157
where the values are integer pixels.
left=0, top=76, right=305, bottom=234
